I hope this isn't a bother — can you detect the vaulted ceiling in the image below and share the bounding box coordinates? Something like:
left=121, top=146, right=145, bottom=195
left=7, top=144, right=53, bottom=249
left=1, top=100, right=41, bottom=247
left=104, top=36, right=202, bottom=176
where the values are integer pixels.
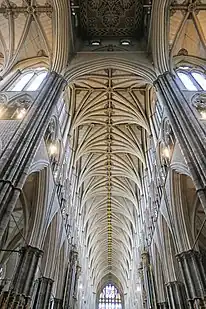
left=169, top=0, right=206, bottom=59
left=0, top=0, right=206, bottom=298
left=0, top=0, right=206, bottom=74
left=0, top=0, right=54, bottom=72
left=68, top=68, right=150, bottom=289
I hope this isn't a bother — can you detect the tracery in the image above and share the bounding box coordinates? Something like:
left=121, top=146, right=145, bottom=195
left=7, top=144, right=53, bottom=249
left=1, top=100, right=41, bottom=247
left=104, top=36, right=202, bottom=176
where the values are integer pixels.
left=98, top=284, right=122, bottom=309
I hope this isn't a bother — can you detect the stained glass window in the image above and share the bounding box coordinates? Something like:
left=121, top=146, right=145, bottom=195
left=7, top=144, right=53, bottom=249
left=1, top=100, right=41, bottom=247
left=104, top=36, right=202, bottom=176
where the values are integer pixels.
left=191, top=72, right=206, bottom=90
left=27, top=71, right=48, bottom=91
left=11, top=72, right=34, bottom=91
left=9, top=69, right=47, bottom=91
left=177, top=72, right=197, bottom=91
left=98, top=284, right=122, bottom=309
left=177, top=67, right=206, bottom=91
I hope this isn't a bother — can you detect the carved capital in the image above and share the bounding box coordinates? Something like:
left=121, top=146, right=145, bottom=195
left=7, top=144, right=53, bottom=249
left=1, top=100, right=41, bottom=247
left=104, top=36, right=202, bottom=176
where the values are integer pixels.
left=192, top=93, right=206, bottom=112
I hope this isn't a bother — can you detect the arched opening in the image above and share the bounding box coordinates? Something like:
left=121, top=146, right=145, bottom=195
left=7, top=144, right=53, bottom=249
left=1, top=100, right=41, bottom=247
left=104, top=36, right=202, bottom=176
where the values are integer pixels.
left=0, top=171, right=41, bottom=292
left=8, top=68, right=48, bottom=92
left=98, top=283, right=123, bottom=309
left=194, top=193, right=206, bottom=271
left=176, top=66, right=206, bottom=91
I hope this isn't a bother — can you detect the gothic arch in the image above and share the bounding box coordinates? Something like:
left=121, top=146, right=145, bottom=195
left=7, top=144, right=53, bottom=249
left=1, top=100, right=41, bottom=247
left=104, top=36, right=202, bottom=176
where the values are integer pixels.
left=12, top=57, right=50, bottom=73
left=169, top=170, right=197, bottom=252
left=0, top=169, right=50, bottom=293
left=151, top=243, right=167, bottom=303
left=159, top=214, right=180, bottom=283
left=174, top=55, right=206, bottom=70
left=40, top=211, right=63, bottom=279
left=193, top=195, right=206, bottom=254
left=25, top=167, right=50, bottom=248
left=52, top=240, right=69, bottom=300
left=65, top=57, right=157, bottom=84
left=96, top=274, right=124, bottom=306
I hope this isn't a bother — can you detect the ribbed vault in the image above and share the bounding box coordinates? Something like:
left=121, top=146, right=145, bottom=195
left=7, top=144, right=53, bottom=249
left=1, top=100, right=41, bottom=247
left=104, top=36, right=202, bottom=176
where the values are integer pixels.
left=0, top=0, right=53, bottom=72
left=169, top=0, right=206, bottom=58
left=69, top=68, right=150, bottom=290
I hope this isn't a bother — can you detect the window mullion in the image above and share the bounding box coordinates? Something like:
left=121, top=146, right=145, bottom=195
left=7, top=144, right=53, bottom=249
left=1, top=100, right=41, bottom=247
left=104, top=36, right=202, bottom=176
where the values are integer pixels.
left=23, top=73, right=36, bottom=91
left=188, top=72, right=202, bottom=91
left=177, top=71, right=198, bottom=91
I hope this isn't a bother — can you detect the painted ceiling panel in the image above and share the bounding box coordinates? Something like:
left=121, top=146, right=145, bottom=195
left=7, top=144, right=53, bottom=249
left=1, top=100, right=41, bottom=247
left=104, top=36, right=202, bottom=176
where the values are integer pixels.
left=79, top=0, right=144, bottom=38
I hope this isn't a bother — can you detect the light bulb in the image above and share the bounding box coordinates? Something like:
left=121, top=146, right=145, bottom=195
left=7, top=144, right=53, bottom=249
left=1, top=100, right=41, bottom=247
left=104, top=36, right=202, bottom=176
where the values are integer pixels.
left=120, top=39, right=131, bottom=46
left=162, top=147, right=170, bottom=159
left=200, top=110, right=206, bottom=120
left=16, top=108, right=26, bottom=119
left=91, top=40, right=100, bottom=46
left=136, top=284, right=141, bottom=292
left=48, top=142, right=58, bottom=156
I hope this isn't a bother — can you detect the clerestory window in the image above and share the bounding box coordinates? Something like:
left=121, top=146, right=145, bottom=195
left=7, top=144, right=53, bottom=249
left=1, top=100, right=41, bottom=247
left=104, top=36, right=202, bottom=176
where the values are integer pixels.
left=177, top=67, right=206, bottom=91
left=8, top=68, right=48, bottom=91
left=98, top=284, right=122, bottom=309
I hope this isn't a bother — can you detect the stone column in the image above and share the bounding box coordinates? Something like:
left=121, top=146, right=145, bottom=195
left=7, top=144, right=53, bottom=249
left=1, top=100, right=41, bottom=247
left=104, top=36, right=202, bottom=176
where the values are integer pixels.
left=176, top=250, right=206, bottom=308
left=154, top=72, right=206, bottom=209
left=0, top=72, right=67, bottom=240
left=32, top=277, right=54, bottom=309
left=52, top=298, right=63, bottom=309
left=0, top=245, right=42, bottom=308
left=157, top=302, right=169, bottom=309
left=63, top=250, right=78, bottom=309
left=141, top=251, right=157, bottom=309
left=138, top=263, right=147, bottom=309
left=166, top=281, right=188, bottom=309
left=72, top=264, right=81, bottom=309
